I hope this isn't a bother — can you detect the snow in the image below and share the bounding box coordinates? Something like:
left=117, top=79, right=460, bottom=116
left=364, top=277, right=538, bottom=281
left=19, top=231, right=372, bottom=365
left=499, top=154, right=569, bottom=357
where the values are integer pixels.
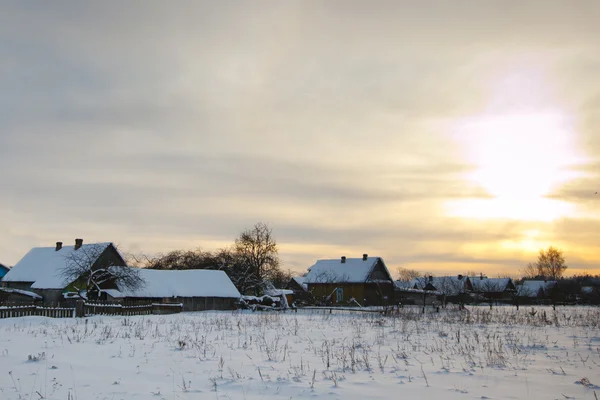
left=304, top=256, right=389, bottom=283
left=520, top=280, right=558, bottom=297
left=0, top=306, right=599, bottom=399
left=110, top=269, right=241, bottom=299
left=469, top=277, right=512, bottom=292
left=410, top=276, right=468, bottom=295
left=264, top=288, right=294, bottom=296
left=0, top=287, right=42, bottom=299
left=2, top=243, right=113, bottom=289
left=291, top=276, right=308, bottom=291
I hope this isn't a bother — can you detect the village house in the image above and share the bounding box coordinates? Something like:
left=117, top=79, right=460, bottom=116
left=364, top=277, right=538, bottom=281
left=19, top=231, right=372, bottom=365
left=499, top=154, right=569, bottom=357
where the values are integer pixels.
left=104, top=268, right=241, bottom=311
left=303, top=254, right=395, bottom=306
left=469, top=276, right=516, bottom=302
left=393, top=280, right=440, bottom=305
left=285, top=276, right=312, bottom=305
left=1, top=239, right=126, bottom=306
left=517, top=280, right=558, bottom=303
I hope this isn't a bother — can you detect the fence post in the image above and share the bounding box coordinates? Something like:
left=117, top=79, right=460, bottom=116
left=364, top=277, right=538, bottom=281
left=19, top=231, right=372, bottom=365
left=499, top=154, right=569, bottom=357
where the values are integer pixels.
left=75, top=301, right=85, bottom=318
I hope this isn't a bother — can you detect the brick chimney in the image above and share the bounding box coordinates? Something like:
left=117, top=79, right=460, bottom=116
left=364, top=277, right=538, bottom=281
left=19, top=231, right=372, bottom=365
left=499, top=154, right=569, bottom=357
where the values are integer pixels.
left=341, top=256, right=346, bottom=263
left=74, top=238, right=83, bottom=250
left=428, top=275, right=433, bottom=282
left=55, top=242, right=63, bottom=251
left=362, top=253, right=368, bottom=261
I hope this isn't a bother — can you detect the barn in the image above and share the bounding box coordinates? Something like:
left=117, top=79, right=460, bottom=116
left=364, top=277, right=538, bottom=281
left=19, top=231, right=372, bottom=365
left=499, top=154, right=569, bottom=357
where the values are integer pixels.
left=105, top=269, right=241, bottom=311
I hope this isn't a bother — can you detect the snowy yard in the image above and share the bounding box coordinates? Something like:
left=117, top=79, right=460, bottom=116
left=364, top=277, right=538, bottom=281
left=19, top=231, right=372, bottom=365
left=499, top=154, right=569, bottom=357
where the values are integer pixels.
left=1, top=307, right=599, bottom=400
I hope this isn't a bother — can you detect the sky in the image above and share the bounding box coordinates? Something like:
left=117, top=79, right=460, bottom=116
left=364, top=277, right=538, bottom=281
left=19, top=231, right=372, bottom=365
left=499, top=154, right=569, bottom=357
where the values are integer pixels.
left=1, top=1, right=599, bottom=277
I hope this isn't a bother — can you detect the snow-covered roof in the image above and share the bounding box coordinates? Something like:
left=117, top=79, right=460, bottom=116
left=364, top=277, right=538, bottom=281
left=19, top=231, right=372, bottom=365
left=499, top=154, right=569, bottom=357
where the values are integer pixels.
left=303, top=256, right=391, bottom=284
left=265, top=288, right=294, bottom=296
left=470, top=277, right=513, bottom=293
left=519, top=280, right=557, bottom=297
left=409, top=276, right=469, bottom=295
left=291, top=276, right=308, bottom=291
left=394, top=281, right=414, bottom=290
left=581, top=286, right=594, bottom=294
left=108, top=269, right=241, bottom=299
left=0, top=287, right=43, bottom=299
left=2, top=243, right=115, bottom=289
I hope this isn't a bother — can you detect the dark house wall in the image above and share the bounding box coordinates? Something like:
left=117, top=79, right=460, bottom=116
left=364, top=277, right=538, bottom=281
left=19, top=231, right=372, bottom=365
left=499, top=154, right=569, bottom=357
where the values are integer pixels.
left=368, top=259, right=391, bottom=281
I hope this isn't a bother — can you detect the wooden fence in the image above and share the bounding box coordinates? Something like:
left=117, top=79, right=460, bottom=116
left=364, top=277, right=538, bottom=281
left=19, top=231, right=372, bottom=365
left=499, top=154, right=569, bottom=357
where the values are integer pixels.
left=0, top=302, right=182, bottom=319
left=83, top=302, right=183, bottom=316
left=0, top=305, right=74, bottom=319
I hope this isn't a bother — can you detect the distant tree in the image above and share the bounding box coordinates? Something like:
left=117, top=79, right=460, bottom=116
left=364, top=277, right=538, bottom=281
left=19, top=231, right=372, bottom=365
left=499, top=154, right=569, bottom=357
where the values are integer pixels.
left=143, top=249, right=217, bottom=270
left=521, top=262, right=540, bottom=280
left=528, top=246, right=568, bottom=280
left=396, top=267, right=422, bottom=281
left=233, top=222, right=281, bottom=294
left=60, top=244, right=144, bottom=301
left=268, top=268, right=294, bottom=289
left=509, top=283, right=534, bottom=310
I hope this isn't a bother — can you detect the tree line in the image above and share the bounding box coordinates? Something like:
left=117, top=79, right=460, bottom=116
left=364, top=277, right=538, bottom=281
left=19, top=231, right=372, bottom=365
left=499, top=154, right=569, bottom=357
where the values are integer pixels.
left=127, top=222, right=291, bottom=295
left=397, top=246, right=574, bottom=282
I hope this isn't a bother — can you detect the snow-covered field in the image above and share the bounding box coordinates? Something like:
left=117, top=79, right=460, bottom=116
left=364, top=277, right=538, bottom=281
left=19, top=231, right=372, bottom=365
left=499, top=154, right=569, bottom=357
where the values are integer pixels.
left=1, top=306, right=599, bottom=400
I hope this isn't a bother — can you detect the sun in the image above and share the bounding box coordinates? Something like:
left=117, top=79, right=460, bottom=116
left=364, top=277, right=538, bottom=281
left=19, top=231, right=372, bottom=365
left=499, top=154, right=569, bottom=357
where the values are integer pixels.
left=447, top=111, right=582, bottom=222
left=446, top=61, right=587, bottom=223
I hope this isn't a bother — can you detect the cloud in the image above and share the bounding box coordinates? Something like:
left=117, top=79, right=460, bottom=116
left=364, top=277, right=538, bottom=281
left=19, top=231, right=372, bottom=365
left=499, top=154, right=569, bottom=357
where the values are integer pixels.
left=1, top=1, right=600, bottom=276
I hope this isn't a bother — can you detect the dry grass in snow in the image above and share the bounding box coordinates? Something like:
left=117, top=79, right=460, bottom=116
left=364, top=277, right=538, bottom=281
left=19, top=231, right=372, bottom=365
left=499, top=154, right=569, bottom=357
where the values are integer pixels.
left=0, top=306, right=599, bottom=399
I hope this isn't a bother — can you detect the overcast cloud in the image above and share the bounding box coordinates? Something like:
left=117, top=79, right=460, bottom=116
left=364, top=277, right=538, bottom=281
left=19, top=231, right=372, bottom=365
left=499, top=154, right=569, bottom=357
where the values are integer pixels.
left=1, top=1, right=599, bottom=275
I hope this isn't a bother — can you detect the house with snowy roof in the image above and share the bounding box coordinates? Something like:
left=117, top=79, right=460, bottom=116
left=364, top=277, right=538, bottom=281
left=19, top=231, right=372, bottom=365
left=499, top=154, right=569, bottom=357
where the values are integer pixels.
left=469, top=276, right=516, bottom=302
left=410, top=275, right=473, bottom=296
left=2, top=239, right=127, bottom=306
left=303, top=254, right=394, bottom=306
left=285, top=276, right=312, bottom=305
left=105, top=268, right=241, bottom=311
left=517, top=280, right=558, bottom=302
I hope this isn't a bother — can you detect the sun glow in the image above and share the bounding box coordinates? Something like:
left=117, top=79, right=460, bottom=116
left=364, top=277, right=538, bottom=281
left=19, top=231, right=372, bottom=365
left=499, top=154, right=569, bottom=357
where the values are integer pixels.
left=447, top=62, right=587, bottom=222
left=448, top=111, right=582, bottom=221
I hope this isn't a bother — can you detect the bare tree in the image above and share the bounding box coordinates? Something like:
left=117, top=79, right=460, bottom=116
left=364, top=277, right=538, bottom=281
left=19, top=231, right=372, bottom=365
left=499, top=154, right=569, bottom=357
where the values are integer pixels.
left=396, top=267, right=423, bottom=281
left=142, top=249, right=217, bottom=270
left=59, top=243, right=144, bottom=301
left=521, top=262, right=541, bottom=279
left=536, top=246, right=568, bottom=280
left=476, top=279, right=503, bottom=309
left=234, top=222, right=281, bottom=294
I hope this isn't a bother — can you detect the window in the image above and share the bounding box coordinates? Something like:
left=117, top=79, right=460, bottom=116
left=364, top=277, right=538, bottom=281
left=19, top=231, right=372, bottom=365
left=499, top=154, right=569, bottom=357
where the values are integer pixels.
left=336, top=287, right=344, bottom=303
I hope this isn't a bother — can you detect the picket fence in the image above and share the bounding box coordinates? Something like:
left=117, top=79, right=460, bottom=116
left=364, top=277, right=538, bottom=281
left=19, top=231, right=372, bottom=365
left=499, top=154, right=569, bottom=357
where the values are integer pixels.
left=0, top=305, right=74, bottom=319
left=0, top=302, right=183, bottom=319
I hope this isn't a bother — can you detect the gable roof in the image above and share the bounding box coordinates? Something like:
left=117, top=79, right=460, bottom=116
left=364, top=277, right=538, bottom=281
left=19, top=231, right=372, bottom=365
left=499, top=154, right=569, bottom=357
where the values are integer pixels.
left=469, top=277, right=514, bottom=293
left=2, top=242, right=116, bottom=289
left=410, top=276, right=470, bottom=295
left=291, top=276, right=308, bottom=292
left=304, top=256, right=392, bottom=284
left=106, top=269, right=241, bottom=299
left=0, top=263, right=9, bottom=273
left=519, top=280, right=557, bottom=297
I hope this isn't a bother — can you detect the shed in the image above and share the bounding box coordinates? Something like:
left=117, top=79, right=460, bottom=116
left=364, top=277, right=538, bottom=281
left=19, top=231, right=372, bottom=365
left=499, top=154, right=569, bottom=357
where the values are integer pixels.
left=105, top=269, right=241, bottom=311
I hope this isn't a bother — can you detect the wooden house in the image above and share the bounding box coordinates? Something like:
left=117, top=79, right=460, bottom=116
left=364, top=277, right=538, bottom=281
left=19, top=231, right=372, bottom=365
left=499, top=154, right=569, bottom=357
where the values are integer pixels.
left=1, top=239, right=126, bottom=306
left=469, top=276, right=516, bottom=302
left=285, top=276, right=312, bottom=305
left=517, top=280, right=558, bottom=303
left=303, top=254, right=394, bottom=306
